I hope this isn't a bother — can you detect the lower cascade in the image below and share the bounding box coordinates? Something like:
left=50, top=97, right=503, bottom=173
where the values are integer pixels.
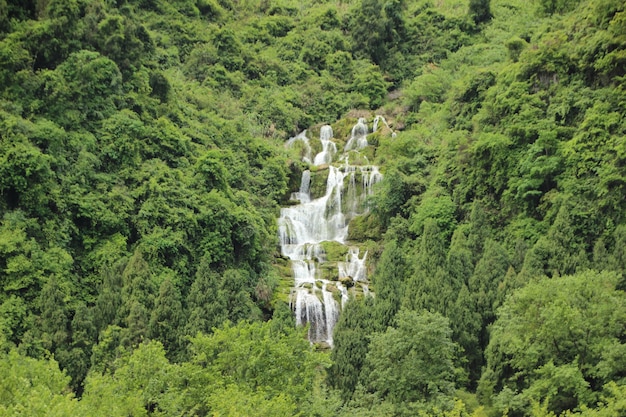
left=278, top=120, right=384, bottom=345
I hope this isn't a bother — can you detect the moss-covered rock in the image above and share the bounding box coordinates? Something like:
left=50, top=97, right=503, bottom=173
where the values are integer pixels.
left=308, top=167, right=329, bottom=200
left=331, top=117, right=361, bottom=143
left=281, top=160, right=308, bottom=204
left=319, top=263, right=338, bottom=281
left=367, top=130, right=383, bottom=147
left=326, top=283, right=339, bottom=293
left=319, top=240, right=349, bottom=261
left=272, top=272, right=294, bottom=304
left=347, top=213, right=383, bottom=242
left=339, top=275, right=354, bottom=288
left=314, top=341, right=332, bottom=352
left=341, top=150, right=369, bottom=165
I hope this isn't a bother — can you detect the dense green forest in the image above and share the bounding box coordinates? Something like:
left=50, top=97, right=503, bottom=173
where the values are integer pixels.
left=1, top=0, right=625, bottom=415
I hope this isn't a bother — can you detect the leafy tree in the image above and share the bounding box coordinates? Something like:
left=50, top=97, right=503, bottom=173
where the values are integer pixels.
left=608, top=224, right=626, bottom=276
left=38, top=275, right=69, bottom=354
left=118, top=250, right=156, bottom=328
left=90, top=325, right=125, bottom=373
left=369, top=169, right=414, bottom=227
left=562, top=382, right=626, bottom=416
left=98, top=110, right=146, bottom=172
left=66, top=302, right=96, bottom=393
left=349, top=0, right=405, bottom=66
left=402, top=219, right=453, bottom=314
left=184, top=258, right=258, bottom=337
left=352, top=63, right=390, bottom=109
left=185, top=259, right=223, bottom=336
left=468, top=0, right=492, bottom=25
left=479, top=270, right=626, bottom=416
left=207, top=385, right=299, bottom=417
left=409, top=188, right=457, bottom=239
left=0, top=140, right=54, bottom=216
left=188, top=320, right=326, bottom=411
left=194, top=148, right=230, bottom=192
left=446, top=229, right=482, bottom=386
left=81, top=340, right=165, bottom=416
left=93, top=261, right=125, bottom=334
left=537, top=0, right=582, bottom=15
left=360, top=309, right=462, bottom=412
left=124, top=300, right=149, bottom=348
left=40, top=50, right=122, bottom=127
left=148, top=278, right=184, bottom=359
left=329, top=297, right=377, bottom=402
left=371, top=239, right=409, bottom=329
left=468, top=239, right=511, bottom=330
left=0, top=296, right=28, bottom=347
left=0, top=349, right=79, bottom=416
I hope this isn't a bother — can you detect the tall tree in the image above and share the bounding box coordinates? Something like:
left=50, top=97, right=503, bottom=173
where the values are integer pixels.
left=360, top=309, right=462, bottom=412
left=469, top=239, right=511, bottom=330
left=93, top=261, right=125, bottom=334
left=371, top=238, right=409, bottom=329
left=118, top=250, right=155, bottom=334
left=329, top=297, right=377, bottom=402
left=349, top=0, right=405, bottom=66
left=468, top=0, right=492, bottom=24
left=479, top=270, right=626, bottom=416
left=402, top=219, right=451, bottom=314
left=38, top=275, right=69, bottom=354
left=149, top=278, right=184, bottom=360
left=66, top=302, right=96, bottom=393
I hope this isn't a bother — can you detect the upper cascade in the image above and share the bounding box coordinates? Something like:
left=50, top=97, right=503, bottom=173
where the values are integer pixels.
left=344, top=117, right=369, bottom=152
left=313, top=125, right=337, bottom=166
left=280, top=118, right=386, bottom=345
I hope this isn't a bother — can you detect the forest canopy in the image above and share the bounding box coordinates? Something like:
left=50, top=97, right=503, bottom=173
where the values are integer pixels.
left=1, top=0, right=625, bottom=415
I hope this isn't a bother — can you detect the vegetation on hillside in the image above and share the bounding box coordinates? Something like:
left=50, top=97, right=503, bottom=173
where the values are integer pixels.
left=0, top=0, right=625, bottom=415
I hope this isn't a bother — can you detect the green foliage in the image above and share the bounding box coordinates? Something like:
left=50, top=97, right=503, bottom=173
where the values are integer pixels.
left=348, top=0, right=404, bottom=65
left=409, top=189, right=457, bottom=239
left=0, top=139, right=54, bottom=215
left=0, top=349, right=79, bottom=416
left=329, top=297, right=378, bottom=402
left=41, top=50, right=123, bottom=126
left=479, top=270, right=626, bottom=415
left=506, top=36, right=527, bottom=62
left=562, top=382, right=626, bottom=417
left=371, top=239, right=408, bottom=323
left=184, top=258, right=260, bottom=341
left=405, top=65, right=452, bottom=111
left=537, top=0, right=582, bottom=15
left=1, top=0, right=626, bottom=415
left=190, top=320, right=322, bottom=399
left=148, top=278, right=184, bottom=359
left=360, top=309, right=462, bottom=412
left=468, top=0, right=492, bottom=24
left=402, top=219, right=451, bottom=313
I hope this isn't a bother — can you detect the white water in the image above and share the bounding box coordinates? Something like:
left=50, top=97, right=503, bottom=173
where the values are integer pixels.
left=344, top=118, right=369, bottom=152
left=313, top=125, right=337, bottom=166
left=279, top=121, right=383, bottom=345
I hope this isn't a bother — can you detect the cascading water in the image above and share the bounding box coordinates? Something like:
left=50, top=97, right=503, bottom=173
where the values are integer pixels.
left=313, top=125, right=337, bottom=166
left=344, top=118, right=369, bottom=152
left=279, top=120, right=383, bottom=345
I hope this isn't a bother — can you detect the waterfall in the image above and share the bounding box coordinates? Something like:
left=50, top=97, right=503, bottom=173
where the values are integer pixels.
left=344, top=118, right=369, bottom=151
left=313, top=125, right=337, bottom=166
left=290, top=170, right=311, bottom=204
left=280, top=120, right=383, bottom=345
left=372, top=115, right=398, bottom=138
left=286, top=130, right=313, bottom=164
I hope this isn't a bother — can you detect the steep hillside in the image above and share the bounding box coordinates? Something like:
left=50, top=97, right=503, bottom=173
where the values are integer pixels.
left=0, top=0, right=625, bottom=415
